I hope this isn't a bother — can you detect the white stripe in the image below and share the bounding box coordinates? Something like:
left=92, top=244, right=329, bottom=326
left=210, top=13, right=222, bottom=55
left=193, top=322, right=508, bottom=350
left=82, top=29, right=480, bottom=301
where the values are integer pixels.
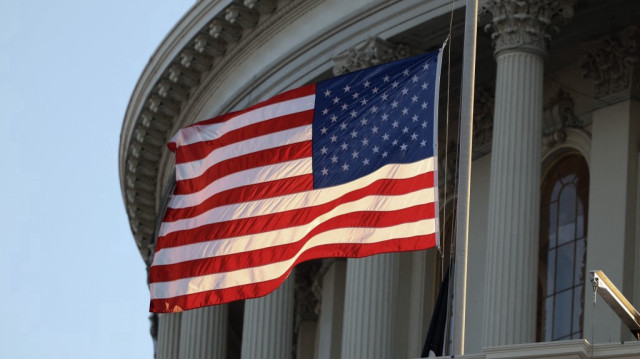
left=154, top=187, right=434, bottom=266
left=161, top=157, right=434, bottom=236
left=171, top=94, right=316, bottom=148
left=168, top=158, right=312, bottom=209
left=176, top=125, right=312, bottom=181
left=150, top=218, right=435, bottom=298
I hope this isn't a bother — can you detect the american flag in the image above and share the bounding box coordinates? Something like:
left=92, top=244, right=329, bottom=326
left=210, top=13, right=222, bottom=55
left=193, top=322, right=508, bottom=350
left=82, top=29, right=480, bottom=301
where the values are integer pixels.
left=149, top=49, right=442, bottom=313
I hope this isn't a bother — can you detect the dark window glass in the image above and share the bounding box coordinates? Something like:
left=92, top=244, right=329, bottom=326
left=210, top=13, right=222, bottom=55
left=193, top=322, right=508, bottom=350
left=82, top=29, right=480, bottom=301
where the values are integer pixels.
left=537, top=154, right=589, bottom=342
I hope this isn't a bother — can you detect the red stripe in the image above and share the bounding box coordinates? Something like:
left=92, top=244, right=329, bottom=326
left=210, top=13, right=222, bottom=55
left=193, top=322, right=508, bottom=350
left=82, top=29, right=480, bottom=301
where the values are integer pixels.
left=175, top=111, right=314, bottom=164
left=163, top=175, right=314, bottom=222
left=168, top=84, right=316, bottom=152
left=174, top=141, right=312, bottom=195
left=150, top=203, right=434, bottom=282
left=149, top=234, right=437, bottom=313
left=156, top=171, right=434, bottom=251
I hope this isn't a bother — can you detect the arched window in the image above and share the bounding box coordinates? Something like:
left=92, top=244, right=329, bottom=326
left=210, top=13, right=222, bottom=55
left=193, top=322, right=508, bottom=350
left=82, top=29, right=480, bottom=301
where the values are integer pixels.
left=537, top=154, right=589, bottom=341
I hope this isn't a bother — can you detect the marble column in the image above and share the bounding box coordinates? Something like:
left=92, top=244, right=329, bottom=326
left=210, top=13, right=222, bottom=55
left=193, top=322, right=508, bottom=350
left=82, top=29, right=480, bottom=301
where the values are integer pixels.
left=156, top=313, right=182, bottom=359
left=340, top=253, right=399, bottom=359
left=481, top=0, right=574, bottom=347
left=178, top=306, right=228, bottom=359
left=241, top=274, right=295, bottom=359
left=315, top=260, right=346, bottom=359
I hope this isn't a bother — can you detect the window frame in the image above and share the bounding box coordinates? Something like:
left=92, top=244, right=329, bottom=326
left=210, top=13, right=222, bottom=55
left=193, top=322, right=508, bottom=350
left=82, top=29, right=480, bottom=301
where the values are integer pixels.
left=537, top=153, right=590, bottom=342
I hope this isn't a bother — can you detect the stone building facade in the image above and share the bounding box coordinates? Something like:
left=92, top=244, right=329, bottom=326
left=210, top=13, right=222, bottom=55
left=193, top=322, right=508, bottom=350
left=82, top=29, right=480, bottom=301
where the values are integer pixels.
left=119, top=0, right=640, bottom=357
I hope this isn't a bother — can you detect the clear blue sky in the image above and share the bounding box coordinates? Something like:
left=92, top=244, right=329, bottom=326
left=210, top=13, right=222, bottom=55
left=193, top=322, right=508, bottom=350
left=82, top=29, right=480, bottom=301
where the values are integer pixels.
left=0, top=1, right=193, bottom=357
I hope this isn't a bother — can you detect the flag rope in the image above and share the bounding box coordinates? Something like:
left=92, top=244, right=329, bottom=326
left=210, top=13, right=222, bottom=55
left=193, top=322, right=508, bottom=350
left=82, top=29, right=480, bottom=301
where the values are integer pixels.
left=441, top=0, right=457, bottom=283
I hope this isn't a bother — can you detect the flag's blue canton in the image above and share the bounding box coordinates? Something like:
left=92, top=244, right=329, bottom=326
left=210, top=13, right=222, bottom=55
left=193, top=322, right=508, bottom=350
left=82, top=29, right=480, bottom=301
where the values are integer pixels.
left=312, top=51, right=439, bottom=189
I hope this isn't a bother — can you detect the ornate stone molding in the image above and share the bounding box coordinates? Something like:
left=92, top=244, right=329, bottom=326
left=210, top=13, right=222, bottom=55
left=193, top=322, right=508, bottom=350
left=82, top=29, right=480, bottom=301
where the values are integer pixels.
left=541, top=89, right=591, bottom=158
left=332, top=37, right=410, bottom=76
left=482, top=0, right=575, bottom=55
left=541, top=127, right=591, bottom=168
left=244, top=0, right=276, bottom=14
left=542, top=88, right=581, bottom=146
left=121, top=0, right=288, bottom=261
left=582, top=26, right=640, bottom=98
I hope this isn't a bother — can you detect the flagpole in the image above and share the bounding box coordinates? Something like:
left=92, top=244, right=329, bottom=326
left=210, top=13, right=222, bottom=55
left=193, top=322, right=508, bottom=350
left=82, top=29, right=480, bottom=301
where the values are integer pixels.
left=452, top=0, right=477, bottom=355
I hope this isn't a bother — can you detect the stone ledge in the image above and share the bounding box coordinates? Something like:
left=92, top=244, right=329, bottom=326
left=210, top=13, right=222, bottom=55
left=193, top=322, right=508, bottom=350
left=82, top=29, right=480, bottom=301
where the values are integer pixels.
left=419, top=340, right=640, bottom=359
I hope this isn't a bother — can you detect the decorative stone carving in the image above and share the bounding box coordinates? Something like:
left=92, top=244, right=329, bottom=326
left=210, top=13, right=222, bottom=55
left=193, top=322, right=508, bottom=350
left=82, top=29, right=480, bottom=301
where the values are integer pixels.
left=582, top=26, right=640, bottom=98
left=140, top=110, right=171, bottom=131
left=243, top=0, right=276, bottom=14
left=179, top=49, right=213, bottom=73
left=225, top=4, right=258, bottom=29
left=473, top=87, right=494, bottom=158
left=168, top=63, right=200, bottom=87
left=209, top=18, right=242, bottom=43
left=482, top=0, right=575, bottom=55
left=149, top=95, right=180, bottom=117
left=127, top=158, right=157, bottom=178
left=158, top=80, right=189, bottom=102
left=194, top=34, right=226, bottom=57
left=332, top=37, right=410, bottom=76
left=130, top=139, right=161, bottom=162
left=541, top=130, right=567, bottom=149
left=134, top=126, right=165, bottom=148
left=543, top=88, right=580, bottom=134
left=542, top=88, right=583, bottom=148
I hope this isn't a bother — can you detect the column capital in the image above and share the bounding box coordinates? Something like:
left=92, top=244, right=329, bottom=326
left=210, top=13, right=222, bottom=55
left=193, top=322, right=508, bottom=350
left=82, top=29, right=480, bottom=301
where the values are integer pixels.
left=582, top=26, right=640, bottom=100
left=482, top=0, right=574, bottom=56
left=332, top=37, right=410, bottom=75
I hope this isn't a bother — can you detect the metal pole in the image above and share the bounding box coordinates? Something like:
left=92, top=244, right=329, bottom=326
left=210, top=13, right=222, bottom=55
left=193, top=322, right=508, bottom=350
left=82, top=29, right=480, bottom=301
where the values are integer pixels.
left=452, top=0, right=477, bottom=355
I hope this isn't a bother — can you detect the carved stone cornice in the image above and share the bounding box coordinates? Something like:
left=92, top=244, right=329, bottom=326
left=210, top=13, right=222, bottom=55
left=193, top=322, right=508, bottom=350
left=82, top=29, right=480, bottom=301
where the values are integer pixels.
left=543, top=88, right=580, bottom=133
left=332, top=37, right=410, bottom=76
left=225, top=4, right=259, bottom=29
left=244, top=0, right=276, bottom=14
left=582, top=26, right=640, bottom=98
left=482, top=0, right=575, bottom=55
left=209, top=18, right=242, bottom=43
left=120, top=0, right=298, bottom=261
left=542, top=88, right=582, bottom=148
